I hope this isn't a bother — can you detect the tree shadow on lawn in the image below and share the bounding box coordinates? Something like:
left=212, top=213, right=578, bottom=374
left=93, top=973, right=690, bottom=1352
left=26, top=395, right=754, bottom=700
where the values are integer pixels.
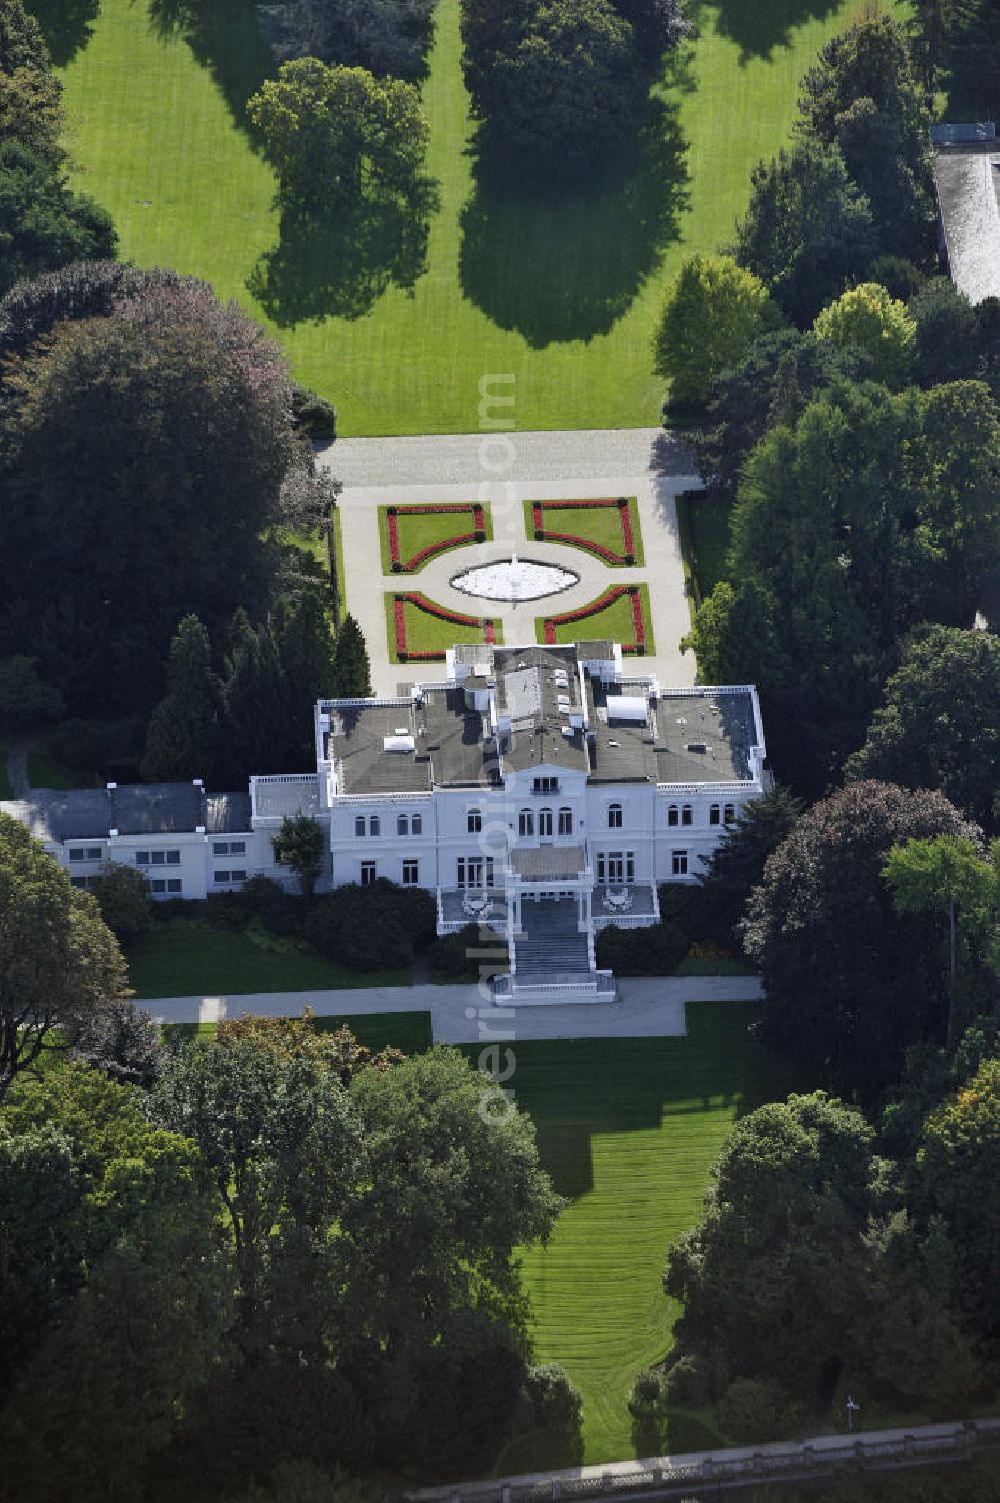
left=695, top=0, right=845, bottom=64
left=29, top=0, right=100, bottom=65
left=246, top=178, right=438, bottom=326
left=458, top=96, right=690, bottom=350
left=485, top=1001, right=795, bottom=1202
left=146, top=0, right=276, bottom=135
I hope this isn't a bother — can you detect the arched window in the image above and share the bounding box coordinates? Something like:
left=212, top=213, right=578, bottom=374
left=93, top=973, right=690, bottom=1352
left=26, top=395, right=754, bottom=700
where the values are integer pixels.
left=519, top=809, right=533, bottom=837
left=468, top=807, right=482, bottom=834
left=412, top=813, right=422, bottom=836
left=667, top=804, right=679, bottom=827
left=539, top=808, right=553, bottom=837
left=397, top=813, right=409, bottom=837
left=355, top=816, right=365, bottom=838
left=369, top=815, right=380, bottom=837
left=709, top=804, right=721, bottom=826
left=558, top=807, right=573, bottom=836
left=608, top=803, right=623, bottom=829
left=682, top=804, right=693, bottom=826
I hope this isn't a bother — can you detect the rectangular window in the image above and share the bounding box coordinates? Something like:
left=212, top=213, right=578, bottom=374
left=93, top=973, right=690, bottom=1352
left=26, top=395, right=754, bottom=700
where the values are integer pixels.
left=458, top=857, right=491, bottom=889
left=355, top=815, right=366, bottom=838
left=231, top=870, right=246, bottom=883
left=135, top=851, right=150, bottom=866
left=539, top=808, right=553, bottom=838
left=214, top=870, right=230, bottom=884
left=672, top=850, right=689, bottom=877
left=596, top=853, right=606, bottom=883
left=681, top=806, right=693, bottom=827
left=558, top=808, right=572, bottom=836
left=151, top=879, right=166, bottom=894
left=608, top=804, right=623, bottom=829
left=519, top=809, right=533, bottom=837
left=360, top=861, right=377, bottom=886
left=397, top=814, right=409, bottom=837
left=667, top=805, right=679, bottom=828
left=369, top=816, right=380, bottom=838
left=607, top=852, right=624, bottom=885
left=87, top=847, right=101, bottom=860
left=166, top=850, right=180, bottom=866
left=533, top=776, right=558, bottom=795
left=167, top=879, right=182, bottom=894
left=213, top=842, right=229, bottom=856
left=69, top=848, right=85, bottom=863
left=402, top=859, right=419, bottom=886
left=724, top=803, right=737, bottom=825
left=467, top=808, right=482, bottom=833
left=151, top=851, right=165, bottom=866
left=709, top=805, right=721, bottom=826
left=412, top=813, right=422, bottom=836
left=230, top=841, right=245, bottom=856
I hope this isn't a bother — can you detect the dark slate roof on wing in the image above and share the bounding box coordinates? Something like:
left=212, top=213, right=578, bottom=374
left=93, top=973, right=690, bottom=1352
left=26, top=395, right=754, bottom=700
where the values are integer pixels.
left=654, top=690, right=758, bottom=783
left=206, top=792, right=252, bottom=834
left=327, top=702, right=434, bottom=796
left=109, top=782, right=204, bottom=835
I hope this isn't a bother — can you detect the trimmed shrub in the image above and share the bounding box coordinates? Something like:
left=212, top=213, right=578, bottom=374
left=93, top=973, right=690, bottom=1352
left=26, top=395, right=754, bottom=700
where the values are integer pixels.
left=302, top=879, right=436, bottom=969
left=290, top=383, right=336, bottom=441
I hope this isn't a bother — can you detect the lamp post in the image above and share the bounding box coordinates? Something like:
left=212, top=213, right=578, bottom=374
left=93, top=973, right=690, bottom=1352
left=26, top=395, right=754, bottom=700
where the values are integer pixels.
left=847, top=1395, right=861, bottom=1434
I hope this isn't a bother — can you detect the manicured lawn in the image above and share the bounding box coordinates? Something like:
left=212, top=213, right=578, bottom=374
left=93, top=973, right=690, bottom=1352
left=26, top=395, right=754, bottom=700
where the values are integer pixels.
left=498, top=1002, right=800, bottom=1464
left=525, top=498, right=644, bottom=567
left=52, top=0, right=891, bottom=435
left=125, top=921, right=412, bottom=997
left=378, top=502, right=492, bottom=574
left=685, top=492, right=734, bottom=603
left=538, top=584, right=654, bottom=655
left=385, top=591, right=502, bottom=662
left=165, top=1008, right=433, bottom=1055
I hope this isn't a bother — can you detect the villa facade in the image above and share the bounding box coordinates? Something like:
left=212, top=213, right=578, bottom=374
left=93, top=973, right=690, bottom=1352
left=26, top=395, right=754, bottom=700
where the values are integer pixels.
left=2, top=641, right=768, bottom=1001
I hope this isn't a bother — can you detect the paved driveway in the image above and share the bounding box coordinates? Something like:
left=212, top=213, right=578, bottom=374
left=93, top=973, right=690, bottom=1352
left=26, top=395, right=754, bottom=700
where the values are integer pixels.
left=145, top=975, right=763, bottom=1043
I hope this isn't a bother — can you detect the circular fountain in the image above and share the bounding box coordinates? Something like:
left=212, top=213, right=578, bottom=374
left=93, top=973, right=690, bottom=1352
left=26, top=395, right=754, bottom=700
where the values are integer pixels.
left=450, top=550, right=579, bottom=603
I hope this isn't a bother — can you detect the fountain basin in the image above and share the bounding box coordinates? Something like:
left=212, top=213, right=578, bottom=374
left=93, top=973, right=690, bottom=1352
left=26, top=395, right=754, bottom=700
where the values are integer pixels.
left=450, top=558, right=579, bottom=603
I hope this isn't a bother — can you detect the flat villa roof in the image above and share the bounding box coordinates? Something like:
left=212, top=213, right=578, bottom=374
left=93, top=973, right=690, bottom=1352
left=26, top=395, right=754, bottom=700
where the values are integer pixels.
left=934, top=143, right=1000, bottom=304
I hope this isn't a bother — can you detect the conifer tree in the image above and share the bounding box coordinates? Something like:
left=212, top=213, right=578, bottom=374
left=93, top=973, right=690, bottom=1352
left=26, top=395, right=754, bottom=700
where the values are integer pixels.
left=141, top=614, right=223, bottom=783
left=331, top=614, right=371, bottom=698
left=223, top=617, right=292, bottom=778
left=276, top=591, right=336, bottom=764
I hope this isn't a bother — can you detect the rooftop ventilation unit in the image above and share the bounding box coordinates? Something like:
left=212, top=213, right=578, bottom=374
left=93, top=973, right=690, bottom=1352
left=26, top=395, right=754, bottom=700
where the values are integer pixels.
left=687, top=742, right=708, bottom=754
left=608, top=695, right=647, bottom=723
left=561, top=727, right=574, bottom=740
left=383, top=733, right=416, bottom=754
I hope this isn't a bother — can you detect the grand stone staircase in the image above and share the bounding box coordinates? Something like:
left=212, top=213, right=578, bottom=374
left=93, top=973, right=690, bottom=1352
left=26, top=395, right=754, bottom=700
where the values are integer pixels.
left=495, top=897, right=615, bottom=1004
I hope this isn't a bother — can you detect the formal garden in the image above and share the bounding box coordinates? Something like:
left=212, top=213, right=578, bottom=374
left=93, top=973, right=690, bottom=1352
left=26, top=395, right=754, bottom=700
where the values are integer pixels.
left=537, top=584, right=654, bottom=655
left=385, top=590, right=501, bottom=661
left=379, top=500, right=492, bottom=573
left=52, top=0, right=874, bottom=434
left=526, top=497, right=643, bottom=566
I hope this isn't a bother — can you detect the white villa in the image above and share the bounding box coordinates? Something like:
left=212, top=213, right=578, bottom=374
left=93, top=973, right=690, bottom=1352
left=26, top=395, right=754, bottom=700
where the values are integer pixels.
left=2, top=641, right=768, bottom=1001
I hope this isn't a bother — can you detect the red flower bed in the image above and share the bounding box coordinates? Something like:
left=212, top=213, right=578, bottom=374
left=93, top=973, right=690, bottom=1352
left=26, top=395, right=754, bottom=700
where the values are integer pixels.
left=542, top=586, right=647, bottom=654
left=531, top=497, right=636, bottom=565
left=386, top=503, right=487, bottom=573
left=393, top=593, right=497, bottom=661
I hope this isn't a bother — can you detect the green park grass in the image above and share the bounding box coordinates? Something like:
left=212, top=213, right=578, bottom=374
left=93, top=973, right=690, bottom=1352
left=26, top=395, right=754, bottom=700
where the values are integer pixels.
left=51, top=0, right=888, bottom=436
left=125, top=920, right=412, bottom=997
left=378, top=502, right=492, bottom=574
left=492, top=1002, right=799, bottom=1464
left=686, top=493, right=734, bottom=601
left=385, top=592, right=502, bottom=662
left=524, top=498, right=645, bottom=567
left=538, top=584, right=654, bottom=654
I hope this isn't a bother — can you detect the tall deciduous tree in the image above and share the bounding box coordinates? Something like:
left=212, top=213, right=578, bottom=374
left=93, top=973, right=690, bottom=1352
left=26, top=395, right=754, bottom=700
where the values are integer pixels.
left=263, top=0, right=437, bottom=81
left=0, top=814, right=128, bottom=1103
left=248, top=58, right=429, bottom=215
left=142, top=613, right=225, bottom=783
left=733, top=140, right=876, bottom=325
left=653, top=254, right=782, bottom=408
left=272, top=813, right=326, bottom=900
left=0, top=140, right=116, bottom=295
left=847, top=626, right=1000, bottom=834
left=0, top=287, right=298, bottom=713
left=741, top=781, right=979, bottom=1093
left=813, top=281, right=916, bottom=389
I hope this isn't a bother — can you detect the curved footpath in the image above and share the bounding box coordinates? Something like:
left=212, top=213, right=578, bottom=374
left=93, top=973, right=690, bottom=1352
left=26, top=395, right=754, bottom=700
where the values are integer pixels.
left=144, top=975, right=763, bottom=1040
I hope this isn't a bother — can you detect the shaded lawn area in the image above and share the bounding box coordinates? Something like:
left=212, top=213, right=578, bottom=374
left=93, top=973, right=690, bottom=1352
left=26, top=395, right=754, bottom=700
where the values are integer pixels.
left=686, top=493, right=733, bottom=602
left=525, top=498, right=644, bottom=567
left=53, top=0, right=885, bottom=434
left=126, top=921, right=412, bottom=997
left=538, top=584, right=654, bottom=654
left=488, top=1001, right=801, bottom=1465
left=164, top=1008, right=433, bottom=1056
left=385, top=592, right=502, bottom=662
left=378, top=503, right=492, bottom=574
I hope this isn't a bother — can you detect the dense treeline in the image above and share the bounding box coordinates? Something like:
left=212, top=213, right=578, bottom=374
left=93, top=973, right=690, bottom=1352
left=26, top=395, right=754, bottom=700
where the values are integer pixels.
left=0, top=0, right=115, bottom=293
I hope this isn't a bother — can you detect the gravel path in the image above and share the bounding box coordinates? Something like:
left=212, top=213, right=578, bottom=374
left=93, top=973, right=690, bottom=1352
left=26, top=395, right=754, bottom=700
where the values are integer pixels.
left=318, top=427, right=695, bottom=489
left=144, top=976, right=762, bottom=1042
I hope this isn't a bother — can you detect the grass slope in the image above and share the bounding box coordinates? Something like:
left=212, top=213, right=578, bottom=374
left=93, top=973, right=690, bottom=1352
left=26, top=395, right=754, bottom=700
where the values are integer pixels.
left=125, top=921, right=412, bottom=997
left=52, top=0, right=889, bottom=435
left=507, top=1002, right=799, bottom=1464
